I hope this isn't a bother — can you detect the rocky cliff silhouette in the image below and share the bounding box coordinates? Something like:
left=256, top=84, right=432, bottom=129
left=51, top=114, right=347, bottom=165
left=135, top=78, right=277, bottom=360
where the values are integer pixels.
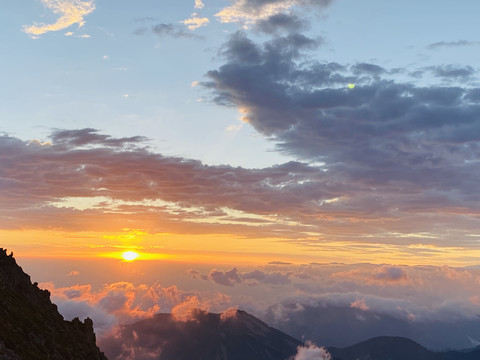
left=0, top=248, right=107, bottom=360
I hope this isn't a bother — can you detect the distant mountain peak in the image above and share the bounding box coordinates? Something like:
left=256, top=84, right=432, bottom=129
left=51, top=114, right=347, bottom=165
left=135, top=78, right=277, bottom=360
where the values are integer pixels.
left=100, top=309, right=303, bottom=360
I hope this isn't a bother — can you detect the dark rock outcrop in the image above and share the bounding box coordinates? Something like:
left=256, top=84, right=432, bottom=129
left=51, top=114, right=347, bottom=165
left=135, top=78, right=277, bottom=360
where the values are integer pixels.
left=0, top=248, right=108, bottom=360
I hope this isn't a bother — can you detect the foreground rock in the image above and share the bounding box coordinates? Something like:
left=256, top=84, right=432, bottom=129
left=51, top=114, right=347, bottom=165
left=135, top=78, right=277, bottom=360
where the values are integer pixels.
left=0, top=249, right=107, bottom=360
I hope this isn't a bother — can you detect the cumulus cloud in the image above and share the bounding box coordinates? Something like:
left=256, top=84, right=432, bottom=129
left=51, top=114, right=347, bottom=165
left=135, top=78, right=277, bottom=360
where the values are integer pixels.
left=291, top=342, right=331, bottom=360
left=171, top=296, right=208, bottom=322
left=40, top=281, right=199, bottom=335
left=194, top=0, right=205, bottom=9
left=23, top=0, right=95, bottom=37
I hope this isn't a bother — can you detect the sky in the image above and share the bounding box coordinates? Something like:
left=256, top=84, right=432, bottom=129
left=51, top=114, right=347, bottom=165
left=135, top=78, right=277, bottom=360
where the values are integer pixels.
left=2, top=0, right=480, bottom=352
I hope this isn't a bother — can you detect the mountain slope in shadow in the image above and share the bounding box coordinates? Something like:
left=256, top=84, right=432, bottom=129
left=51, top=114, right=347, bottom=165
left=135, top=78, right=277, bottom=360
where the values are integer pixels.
left=0, top=249, right=107, bottom=360
left=99, top=309, right=302, bottom=360
left=328, top=336, right=480, bottom=360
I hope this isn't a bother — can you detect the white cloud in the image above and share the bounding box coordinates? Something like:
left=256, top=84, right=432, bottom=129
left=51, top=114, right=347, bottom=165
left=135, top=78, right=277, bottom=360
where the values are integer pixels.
left=23, top=0, right=95, bottom=37
left=291, top=342, right=331, bottom=360
left=182, top=13, right=210, bottom=30
left=194, top=0, right=205, bottom=9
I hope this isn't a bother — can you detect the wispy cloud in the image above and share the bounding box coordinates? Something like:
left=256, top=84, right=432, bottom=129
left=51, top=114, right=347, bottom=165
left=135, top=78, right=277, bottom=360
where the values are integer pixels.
left=23, top=0, right=95, bottom=37
left=427, top=40, right=480, bottom=49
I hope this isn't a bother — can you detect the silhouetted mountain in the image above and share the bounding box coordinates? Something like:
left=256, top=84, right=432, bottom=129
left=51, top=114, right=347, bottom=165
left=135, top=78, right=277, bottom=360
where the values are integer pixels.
left=99, top=309, right=302, bottom=360
left=266, top=303, right=480, bottom=350
left=0, top=248, right=107, bottom=360
left=328, top=336, right=480, bottom=360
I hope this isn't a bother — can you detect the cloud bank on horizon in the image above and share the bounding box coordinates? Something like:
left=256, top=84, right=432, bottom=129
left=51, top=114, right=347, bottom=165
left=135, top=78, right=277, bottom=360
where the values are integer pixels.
left=40, top=261, right=480, bottom=351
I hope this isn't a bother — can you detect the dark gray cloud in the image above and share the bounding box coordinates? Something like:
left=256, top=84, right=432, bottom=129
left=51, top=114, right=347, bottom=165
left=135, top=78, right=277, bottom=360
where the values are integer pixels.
left=254, top=13, right=309, bottom=34
left=202, top=31, right=480, bottom=221
left=427, top=64, right=476, bottom=80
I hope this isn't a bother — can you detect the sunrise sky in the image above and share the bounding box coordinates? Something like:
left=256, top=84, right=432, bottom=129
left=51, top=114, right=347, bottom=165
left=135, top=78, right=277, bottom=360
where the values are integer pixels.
left=2, top=0, right=480, bottom=345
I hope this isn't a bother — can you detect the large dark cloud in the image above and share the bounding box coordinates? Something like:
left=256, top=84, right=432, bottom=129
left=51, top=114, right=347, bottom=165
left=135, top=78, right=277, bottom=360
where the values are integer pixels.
left=201, top=31, right=480, bottom=227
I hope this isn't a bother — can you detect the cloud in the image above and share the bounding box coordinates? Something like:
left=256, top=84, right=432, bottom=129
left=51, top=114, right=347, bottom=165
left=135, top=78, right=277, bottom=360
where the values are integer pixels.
left=427, top=64, right=476, bottom=81
left=373, top=266, right=408, bottom=282
left=3, top=125, right=480, bottom=257
left=23, top=0, right=95, bottom=37
left=427, top=40, right=480, bottom=49
left=243, top=270, right=291, bottom=285
left=133, top=23, right=197, bottom=38
left=194, top=0, right=205, bottom=9
left=0, top=129, right=333, bottom=240
left=209, top=268, right=242, bottom=286
left=350, top=298, right=369, bottom=311
left=171, top=296, right=208, bottom=322
left=201, top=30, right=480, bottom=247
left=268, top=261, right=293, bottom=265
left=215, top=0, right=333, bottom=24
left=220, top=307, right=239, bottom=321
left=291, top=342, right=331, bottom=360
left=41, top=280, right=228, bottom=337
left=254, top=13, right=309, bottom=34
left=182, top=13, right=210, bottom=30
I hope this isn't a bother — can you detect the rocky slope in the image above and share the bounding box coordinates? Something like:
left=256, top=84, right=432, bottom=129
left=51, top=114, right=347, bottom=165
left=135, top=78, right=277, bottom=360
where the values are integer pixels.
left=0, top=248, right=107, bottom=360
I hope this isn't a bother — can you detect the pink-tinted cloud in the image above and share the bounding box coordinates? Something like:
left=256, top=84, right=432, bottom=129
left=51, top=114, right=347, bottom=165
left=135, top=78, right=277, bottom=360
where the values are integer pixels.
left=2, top=129, right=480, bottom=255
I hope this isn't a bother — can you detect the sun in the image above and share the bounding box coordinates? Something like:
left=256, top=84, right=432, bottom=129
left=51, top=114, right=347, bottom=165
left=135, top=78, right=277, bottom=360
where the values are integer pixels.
left=122, top=251, right=140, bottom=261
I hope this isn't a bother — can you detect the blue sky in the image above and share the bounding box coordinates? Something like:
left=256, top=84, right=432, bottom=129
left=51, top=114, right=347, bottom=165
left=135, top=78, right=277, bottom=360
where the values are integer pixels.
left=3, top=0, right=480, bottom=168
